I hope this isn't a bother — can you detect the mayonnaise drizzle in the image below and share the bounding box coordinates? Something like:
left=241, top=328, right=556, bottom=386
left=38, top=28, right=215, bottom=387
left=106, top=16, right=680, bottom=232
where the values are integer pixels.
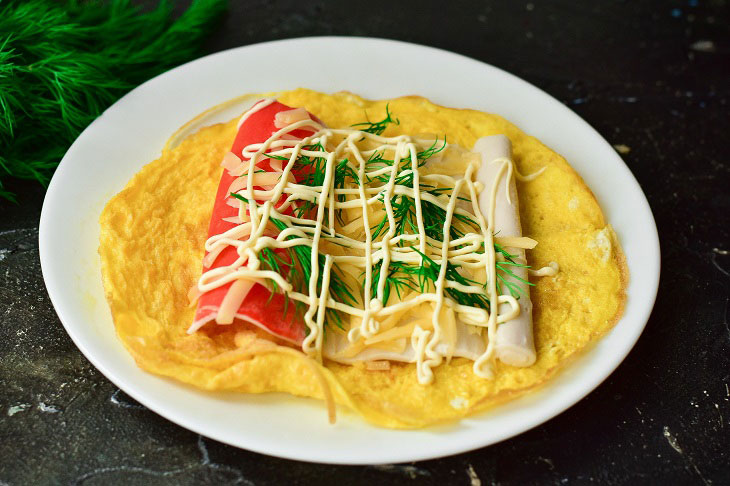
left=198, top=104, right=547, bottom=384
left=529, top=261, right=559, bottom=277
left=236, top=98, right=275, bottom=129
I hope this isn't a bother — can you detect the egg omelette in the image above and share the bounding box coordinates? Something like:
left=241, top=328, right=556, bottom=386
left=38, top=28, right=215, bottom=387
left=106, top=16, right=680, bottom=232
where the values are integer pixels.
left=98, top=88, right=627, bottom=428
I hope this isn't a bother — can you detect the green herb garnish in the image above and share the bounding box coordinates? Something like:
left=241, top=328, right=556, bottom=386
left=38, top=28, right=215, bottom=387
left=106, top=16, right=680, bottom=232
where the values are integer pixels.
left=230, top=192, right=355, bottom=330
left=0, top=0, right=226, bottom=201
left=350, top=104, right=399, bottom=135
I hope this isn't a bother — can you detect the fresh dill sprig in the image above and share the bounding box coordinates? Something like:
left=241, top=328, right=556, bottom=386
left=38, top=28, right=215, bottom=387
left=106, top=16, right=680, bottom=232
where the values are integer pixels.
left=493, top=243, right=534, bottom=298
left=412, top=248, right=492, bottom=310
left=288, top=142, right=328, bottom=218
left=367, top=138, right=477, bottom=242
left=365, top=139, right=446, bottom=184
left=366, top=248, right=491, bottom=310
left=333, top=157, right=359, bottom=225
left=230, top=192, right=355, bottom=330
left=367, top=244, right=533, bottom=309
left=268, top=218, right=356, bottom=330
left=368, top=243, right=533, bottom=310
left=350, top=104, right=399, bottom=135
left=370, top=260, right=420, bottom=305
left=0, top=0, right=226, bottom=201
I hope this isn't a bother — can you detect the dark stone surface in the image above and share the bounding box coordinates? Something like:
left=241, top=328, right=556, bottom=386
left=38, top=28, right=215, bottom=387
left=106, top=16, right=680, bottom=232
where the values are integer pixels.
left=1, top=0, right=729, bottom=484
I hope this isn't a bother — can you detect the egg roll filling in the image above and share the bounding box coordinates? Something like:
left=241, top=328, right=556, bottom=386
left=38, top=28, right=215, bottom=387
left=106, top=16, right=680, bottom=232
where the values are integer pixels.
left=191, top=100, right=558, bottom=386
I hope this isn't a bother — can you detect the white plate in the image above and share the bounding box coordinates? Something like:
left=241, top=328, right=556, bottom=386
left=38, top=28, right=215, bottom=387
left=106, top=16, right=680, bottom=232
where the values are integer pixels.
left=39, top=37, right=660, bottom=464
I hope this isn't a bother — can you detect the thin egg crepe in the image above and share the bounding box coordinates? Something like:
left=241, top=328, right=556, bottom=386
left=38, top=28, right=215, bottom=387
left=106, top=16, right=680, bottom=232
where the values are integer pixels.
left=99, top=89, right=627, bottom=428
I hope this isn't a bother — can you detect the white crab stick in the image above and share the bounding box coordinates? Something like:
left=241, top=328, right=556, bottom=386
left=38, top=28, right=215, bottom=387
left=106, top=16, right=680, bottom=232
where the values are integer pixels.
left=474, top=135, right=536, bottom=367
left=324, top=319, right=486, bottom=364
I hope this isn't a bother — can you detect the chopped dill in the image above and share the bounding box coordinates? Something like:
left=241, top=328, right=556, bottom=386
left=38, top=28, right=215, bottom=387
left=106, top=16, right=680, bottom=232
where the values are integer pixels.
left=229, top=192, right=354, bottom=330
left=230, top=106, right=532, bottom=331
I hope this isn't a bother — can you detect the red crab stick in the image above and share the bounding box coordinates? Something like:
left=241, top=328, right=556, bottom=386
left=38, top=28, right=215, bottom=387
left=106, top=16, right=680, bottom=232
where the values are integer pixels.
left=189, top=100, right=319, bottom=344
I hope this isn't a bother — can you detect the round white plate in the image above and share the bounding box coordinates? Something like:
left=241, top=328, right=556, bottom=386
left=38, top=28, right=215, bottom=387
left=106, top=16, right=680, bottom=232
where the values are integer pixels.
left=39, top=37, right=659, bottom=464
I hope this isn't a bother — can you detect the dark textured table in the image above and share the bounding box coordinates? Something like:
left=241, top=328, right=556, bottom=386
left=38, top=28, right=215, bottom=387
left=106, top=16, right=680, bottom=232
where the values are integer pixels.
left=2, top=1, right=729, bottom=484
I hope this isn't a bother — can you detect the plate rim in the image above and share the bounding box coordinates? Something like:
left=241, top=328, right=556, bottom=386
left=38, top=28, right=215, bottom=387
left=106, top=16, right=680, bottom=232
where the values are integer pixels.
left=39, top=36, right=660, bottom=464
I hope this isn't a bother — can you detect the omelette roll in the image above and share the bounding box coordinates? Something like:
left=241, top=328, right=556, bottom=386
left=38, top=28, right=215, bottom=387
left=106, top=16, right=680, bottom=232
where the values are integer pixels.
left=474, top=135, right=536, bottom=367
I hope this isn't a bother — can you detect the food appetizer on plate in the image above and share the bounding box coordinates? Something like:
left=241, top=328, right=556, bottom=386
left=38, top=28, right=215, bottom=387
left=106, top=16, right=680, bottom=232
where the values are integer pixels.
left=99, top=89, right=627, bottom=428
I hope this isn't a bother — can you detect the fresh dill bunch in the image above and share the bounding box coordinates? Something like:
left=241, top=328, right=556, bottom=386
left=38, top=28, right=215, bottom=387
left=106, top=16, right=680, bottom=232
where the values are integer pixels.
left=0, top=0, right=227, bottom=201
